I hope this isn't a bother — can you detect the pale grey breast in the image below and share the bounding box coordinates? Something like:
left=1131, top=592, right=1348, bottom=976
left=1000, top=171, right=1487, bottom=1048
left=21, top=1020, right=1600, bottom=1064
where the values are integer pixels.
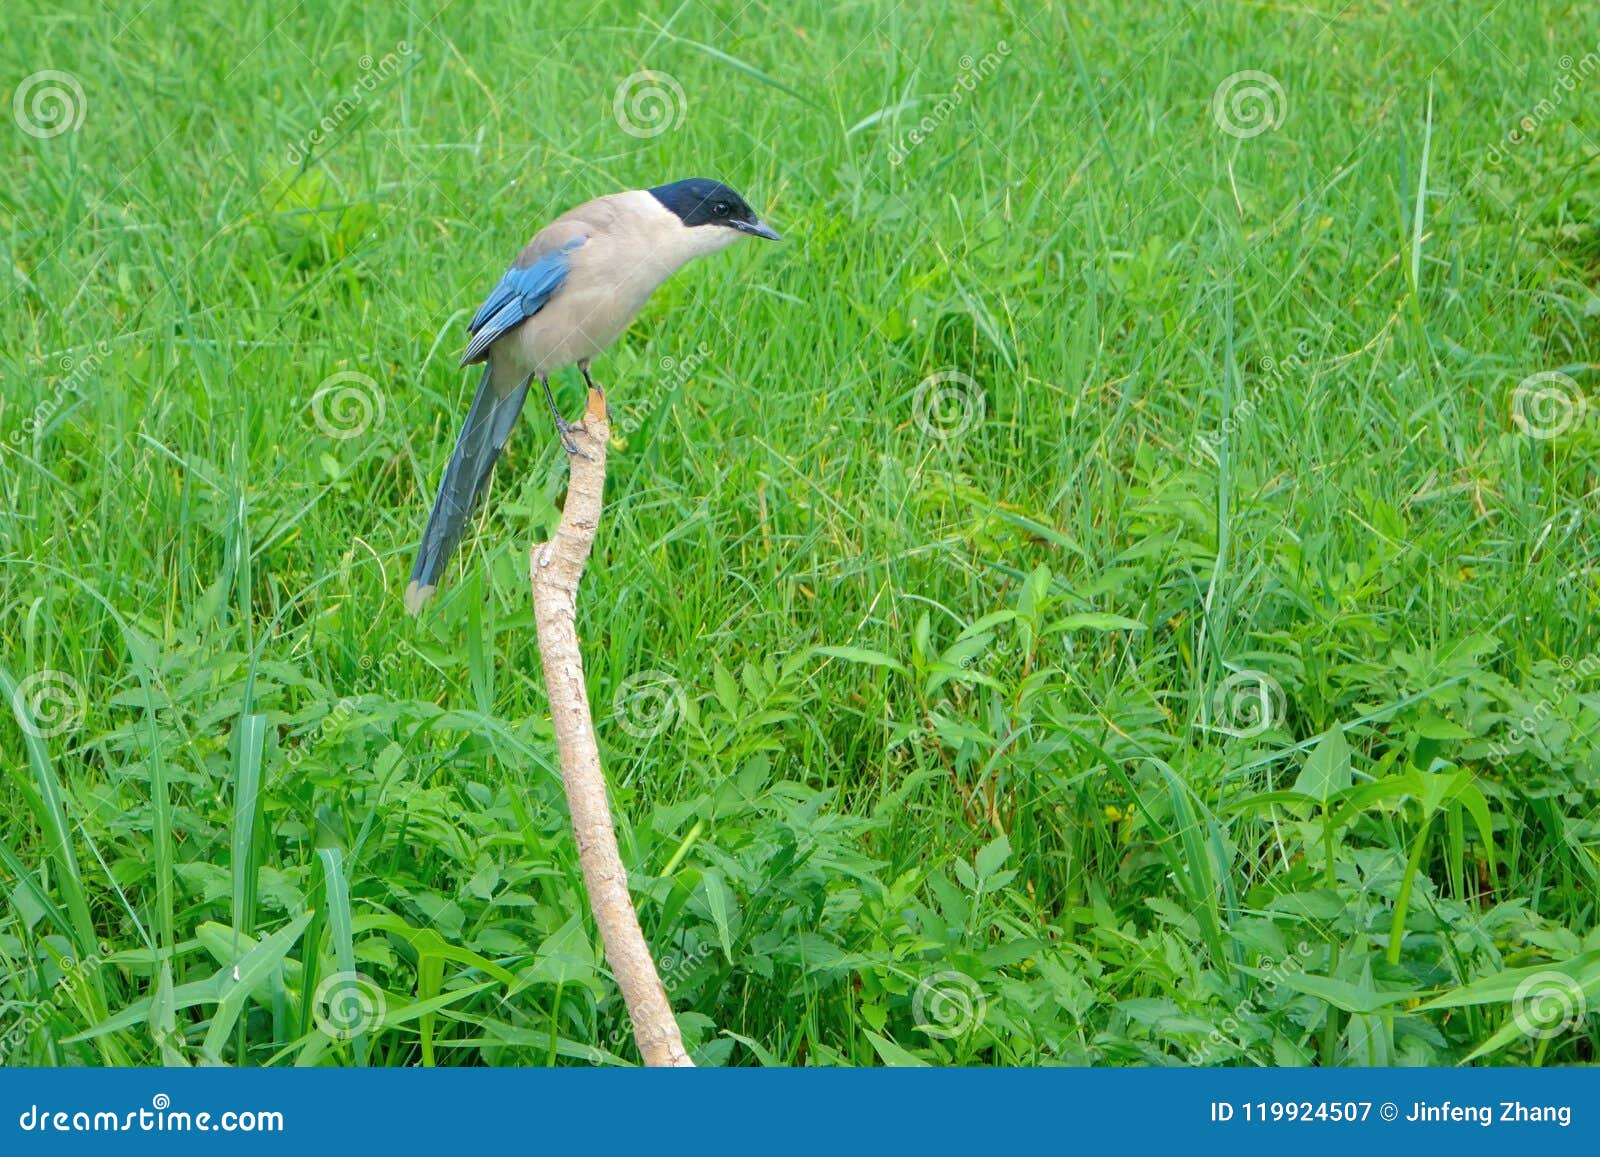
left=495, top=190, right=735, bottom=377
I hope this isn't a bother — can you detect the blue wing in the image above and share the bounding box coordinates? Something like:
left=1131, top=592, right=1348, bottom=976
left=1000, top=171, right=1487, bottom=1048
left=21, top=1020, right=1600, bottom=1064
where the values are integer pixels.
left=459, top=238, right=582, bottom=366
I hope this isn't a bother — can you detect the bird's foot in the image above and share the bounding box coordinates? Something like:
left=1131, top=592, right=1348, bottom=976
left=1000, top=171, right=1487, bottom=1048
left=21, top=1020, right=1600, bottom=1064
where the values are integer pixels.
left=555, top=415, right=593, bottom=460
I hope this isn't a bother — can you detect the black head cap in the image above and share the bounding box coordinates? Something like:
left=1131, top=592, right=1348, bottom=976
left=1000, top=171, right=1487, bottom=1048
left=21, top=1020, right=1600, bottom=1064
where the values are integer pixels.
left=648, top=178, right=781, bottom=240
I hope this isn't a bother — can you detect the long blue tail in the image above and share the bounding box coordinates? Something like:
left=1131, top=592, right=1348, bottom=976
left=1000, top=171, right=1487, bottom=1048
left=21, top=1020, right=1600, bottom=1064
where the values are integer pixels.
left=405, top=363, right=531, bottom=614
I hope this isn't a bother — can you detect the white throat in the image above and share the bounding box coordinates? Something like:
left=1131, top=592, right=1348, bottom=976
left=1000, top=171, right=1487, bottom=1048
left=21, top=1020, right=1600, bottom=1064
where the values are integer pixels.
left=624, top=190, right=742, bottom=276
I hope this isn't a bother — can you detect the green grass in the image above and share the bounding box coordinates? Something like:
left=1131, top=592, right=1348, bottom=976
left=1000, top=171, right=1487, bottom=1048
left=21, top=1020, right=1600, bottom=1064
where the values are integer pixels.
left=4, top=0, right=1600, bottom=1066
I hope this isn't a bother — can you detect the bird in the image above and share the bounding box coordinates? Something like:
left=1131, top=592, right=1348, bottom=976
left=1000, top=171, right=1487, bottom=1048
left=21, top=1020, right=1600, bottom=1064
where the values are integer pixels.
left=403, top=177, right=781, bottom=615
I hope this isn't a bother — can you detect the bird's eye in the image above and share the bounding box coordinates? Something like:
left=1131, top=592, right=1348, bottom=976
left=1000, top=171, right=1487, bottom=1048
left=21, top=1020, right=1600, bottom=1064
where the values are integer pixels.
left=713, top=201, right=730, bottom=216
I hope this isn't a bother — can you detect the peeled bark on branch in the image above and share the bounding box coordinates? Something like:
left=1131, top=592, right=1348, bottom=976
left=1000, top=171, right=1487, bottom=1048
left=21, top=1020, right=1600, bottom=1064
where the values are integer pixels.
left=529, top=387, right=693, bottom=1068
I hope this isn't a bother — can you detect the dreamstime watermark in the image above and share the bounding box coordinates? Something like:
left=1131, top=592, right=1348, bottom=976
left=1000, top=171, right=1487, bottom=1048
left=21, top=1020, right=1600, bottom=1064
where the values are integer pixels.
left=308, top=370, right=385, bottom=440
left=11, top=342, right=109, bottom=446
left=1193, top=940, right=1314, bottom=1063
left=598, top=943, right=715, bottom=1054
left=311, top=971, right=387, bottom=1040
left=1510, top=370, right=1587, bottom=439
left=1206, top=669, right=1287, bottom=739
left=613, top=71, right=687, bottom=138
left=0, top=947, right=106, bottom=1063
left=1195, top=341, right=1311, bottom=461
left=911, top=970, right=987, bottom=1039
left=8, top=669, right=85, bottom=740
left=284, top=42, right=413, bottom=165
left=611, top=669, right=687, bottom=739
left=1486, top=45, right=1600, bottom=164
left=887, top=42, right=1011, bottom=165
left=1512, top=971, right=1587, bottom=1041
left=1487, top=651, right=1599, bottom=764
left=17, top=1094, right=284, bottom=1134
left=614, top=342, right=714, bottom=438
left=284, top=642, right=412, bottom=767
left=1212, top=70, right=1287, bottom=139
left=913, top=369, right=985, bottom=441
left=12, top=70, right=86, bottom=138
left=654, top=344, right=713, bottom=402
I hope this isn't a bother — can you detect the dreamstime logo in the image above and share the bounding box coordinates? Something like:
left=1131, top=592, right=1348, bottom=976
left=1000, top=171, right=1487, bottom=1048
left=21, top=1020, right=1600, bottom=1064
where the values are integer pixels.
left=1195, top=340, right=1313, bottom=460
left=913, top=370, right=985, bottom=441
left=0, top=946, right=106, bottom=1062
left=613, top=71, right=687, bottom=138
left=911, top=970, right=986, bottom=1039
left=657, top=344, right=713, bottom=394
left=16, top=1092, right=283, bottom=1133
left=1211, top=70, right=1286, bottom=139
left=284, top=642, right=413, bottom=767
left=1486, top=45, right=1600, bottom=165
left=285, top=42, right=413, bottom=165
left=1193, top=940, right=1315, bottom=1064
left=310, top=371, right=385, bottom=439
left=886, top=42, right=1011, bottom=165
left=11, top=341, right=109, bottom=446
left=1209, top=669, right=1286, bottom=738
left=1512, top=971, right=1586, bottom=1041
left=1510, top=371, right=1586, bottom=439
left=10, top=669, right=85, bottom=739
left=12, top=70, right=87, bottom=138
left=312, top=971, right=387, bottom=1040
left=599, top=943, right=716, bottom=1054
left=1488, top=651, right=1599, bottom=765
left=612, top=669, right=687, bottom=739
left=614, top=342, right=715, bottom=438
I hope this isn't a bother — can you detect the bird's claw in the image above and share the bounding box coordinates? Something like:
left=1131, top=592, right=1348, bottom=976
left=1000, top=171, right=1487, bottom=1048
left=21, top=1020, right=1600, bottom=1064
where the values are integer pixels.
left=555, top=416, right=593, bottom=460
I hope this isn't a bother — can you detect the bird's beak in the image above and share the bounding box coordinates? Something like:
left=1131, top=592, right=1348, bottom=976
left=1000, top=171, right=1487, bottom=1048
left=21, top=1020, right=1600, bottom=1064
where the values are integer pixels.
left=736, top=218, right=782, bottom=241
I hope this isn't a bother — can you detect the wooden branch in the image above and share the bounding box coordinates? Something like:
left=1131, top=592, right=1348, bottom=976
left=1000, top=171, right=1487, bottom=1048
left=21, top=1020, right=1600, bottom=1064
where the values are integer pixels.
left=529, top=387, right=694, bottom=1068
